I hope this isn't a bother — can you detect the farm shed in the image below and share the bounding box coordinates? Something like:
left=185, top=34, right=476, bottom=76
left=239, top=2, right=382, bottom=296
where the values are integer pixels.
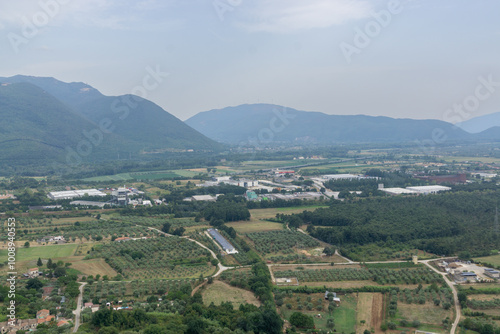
left=208, top=228, right=238, bottom=254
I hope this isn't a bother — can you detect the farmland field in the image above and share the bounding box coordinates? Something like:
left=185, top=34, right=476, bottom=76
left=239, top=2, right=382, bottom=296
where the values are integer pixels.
left=441, top=156, right=500, bottom=163
left=273, top=267, right=443, bottom=285
left=245, top=230, right=320, bottom=255
left=468, top=294, right=500, bottom=301
left=474, top=254, right=500, bottom=266
left=86, top=236, right=214, bottom=279
left=226, top=220, right=283, bottom=233
left=397, top=302, right=453, bottom=329
left=248, top=206, right=329, bottom=220
left=356, top=293, right=375, bottom=333
left=293, top=281, right=433, bottom=289
left=9, top=217, right=155, bottom=241
left=371, top=293, right=384, bottom=334
left=279, top=292, right=357, bottom=332
left=0, top=243, right=77, bottom=262
left=0, top=243, right=83, bottom=275
left=70, top=258, right=118, bottom=277
left=202, top=281, right=261, bottom=308
left=111, top=215, right=204, bottom=230
left=81, top=169, right=199, bottom=182
left=84, top=279, right=198, bottom=301
left=238, top=159, right=327, bottom=169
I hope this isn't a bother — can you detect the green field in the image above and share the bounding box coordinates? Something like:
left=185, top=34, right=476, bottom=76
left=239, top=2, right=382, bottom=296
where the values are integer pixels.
left=0, top=244, right=77, bottom=262
left=82, top=169, right=199, bottom=182
left=280, top=293, right=357, bottom=332
left=249, top=206, right=328, bottom=219
left=474, top=254, right=500, bottom=267
left=226, top=220, right=283, bottom=233
left=441, top=156, right=500, bottom=163
left=230, top=159, right=343, bottom=171
left=202, top=281, right=261, bottom=308
left=328, top=294, right=357, bottom=333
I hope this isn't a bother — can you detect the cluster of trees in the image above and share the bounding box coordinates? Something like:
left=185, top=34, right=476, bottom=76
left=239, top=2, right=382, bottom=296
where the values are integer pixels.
left=461, top=317, right=500, bottom=334
left=282, top=190, right=500, bottom=256
left=0, top=176, right=45, bottom=189
left=289, top=312, right=315, bottom=329
left=186, top=184, right=247, bottom=196
left=42, top=258, right=72, bottom=278
left=248, top=263, right=275, bottom=304
left=161, top=222, right=185, bottom=236
left=220, top=263, right=276, bottom=305
left=247, top=198, right=322, bottom=210
left=87, top=282, right=283, bottom=334
left=0, top=275, right=78, bottom=325
left=202, top=200, right=250, bottom=222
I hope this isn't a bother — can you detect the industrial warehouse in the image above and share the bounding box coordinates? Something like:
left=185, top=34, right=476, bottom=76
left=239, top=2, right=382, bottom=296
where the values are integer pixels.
left=47, top=189, right=107, bottom=200
left=207, top=228, right=238, bottom=254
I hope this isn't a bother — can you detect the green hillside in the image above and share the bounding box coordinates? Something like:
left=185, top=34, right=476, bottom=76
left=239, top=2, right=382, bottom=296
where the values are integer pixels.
left=0, top=76, right=223, bottom=168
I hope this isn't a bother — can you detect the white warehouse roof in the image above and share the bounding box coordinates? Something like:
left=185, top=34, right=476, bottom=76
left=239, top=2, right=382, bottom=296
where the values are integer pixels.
left=48, top=189, right=106, bottom=200
left=191, top=195, right=217, bottom=201
left=323, top=174, right=362, bottom=180
left=406, top=185, right=451, bottom=194
left=380, top=188, right=418, bottom=195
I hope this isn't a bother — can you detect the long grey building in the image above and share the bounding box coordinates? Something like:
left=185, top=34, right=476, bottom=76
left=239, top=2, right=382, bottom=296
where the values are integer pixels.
left=208, top=228, right=238, bottom=254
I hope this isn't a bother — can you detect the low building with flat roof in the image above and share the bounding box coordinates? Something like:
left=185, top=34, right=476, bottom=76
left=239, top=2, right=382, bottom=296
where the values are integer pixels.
left=379, top=187, right=418, bottom=195
left=208, top=228, right=238, bottom=254
left=48, top=189, right=106, bottom=200
left=406, top=185, right=451, bottom=194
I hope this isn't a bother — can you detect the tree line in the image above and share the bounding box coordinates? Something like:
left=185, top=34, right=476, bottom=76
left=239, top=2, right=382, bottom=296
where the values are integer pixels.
left=280, top=190, right=500, bottom=256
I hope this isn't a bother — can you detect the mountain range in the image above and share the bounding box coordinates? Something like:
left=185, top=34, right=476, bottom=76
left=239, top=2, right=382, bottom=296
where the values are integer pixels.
left=0, top=75, right=222, bottom=166
left=186, top=104, right=494, bottom=145
left=2, top=75, right=500, bottom=168
left=456, top=112, right=500, bottom=133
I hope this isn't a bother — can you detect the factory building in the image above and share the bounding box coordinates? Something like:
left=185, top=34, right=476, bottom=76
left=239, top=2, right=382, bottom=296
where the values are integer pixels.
left=406, top=185, right=451, bottom=194
left=112, top=188, right=129, bottom=205
left=48, top=189, right=106, bottom=200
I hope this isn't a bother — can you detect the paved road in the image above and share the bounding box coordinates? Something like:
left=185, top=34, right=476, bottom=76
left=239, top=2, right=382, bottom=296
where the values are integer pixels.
left=72, top=282, right=87, bottom=333
left=82, top=224, right=462, bottom=333
left=334, top=249, right=354, bottom=263
left=147, top=226, right=232, bottom=277
left=266, top=255, right=460, bottom=333
left=184, top=236, right=232, bottom=277
left=421, top=259, right=460, bottom=334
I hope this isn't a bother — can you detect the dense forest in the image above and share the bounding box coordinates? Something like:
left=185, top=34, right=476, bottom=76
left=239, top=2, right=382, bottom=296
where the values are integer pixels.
left=280, top=190, right=500, bottom=257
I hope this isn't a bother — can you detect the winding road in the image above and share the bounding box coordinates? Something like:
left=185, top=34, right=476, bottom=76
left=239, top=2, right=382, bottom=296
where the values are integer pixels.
left=72, top=282, right=87, bottom=333
left=95, top=224, right=461, bottom=334
left=421, top=259, right=460, bottom=334
left=146, top=226, right=232, bottom=277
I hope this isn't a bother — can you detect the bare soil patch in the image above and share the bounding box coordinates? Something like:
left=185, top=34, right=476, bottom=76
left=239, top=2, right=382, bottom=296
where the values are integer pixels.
left=371, top=293, right=384, bottom=334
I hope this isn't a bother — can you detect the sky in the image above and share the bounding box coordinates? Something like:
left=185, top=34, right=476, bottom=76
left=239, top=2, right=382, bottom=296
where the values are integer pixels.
left=0, top=0, right=499, bottom=123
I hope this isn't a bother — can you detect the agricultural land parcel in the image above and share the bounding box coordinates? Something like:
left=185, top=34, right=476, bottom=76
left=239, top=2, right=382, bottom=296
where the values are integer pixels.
left=82, top=169, right=199, bottom=182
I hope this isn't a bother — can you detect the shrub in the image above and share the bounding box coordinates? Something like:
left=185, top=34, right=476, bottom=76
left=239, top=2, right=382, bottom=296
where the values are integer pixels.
left=289, top=312, right=314, bottom=329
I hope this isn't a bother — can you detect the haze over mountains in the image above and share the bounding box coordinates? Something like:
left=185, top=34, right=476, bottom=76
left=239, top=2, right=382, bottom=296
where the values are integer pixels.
left=0, top=75, right=221, bottom=165
left=1, top=75, right=500, bottom=167
left=186, top=104, right=500, bottom=145
left=456, top=112, right=500, bottom=133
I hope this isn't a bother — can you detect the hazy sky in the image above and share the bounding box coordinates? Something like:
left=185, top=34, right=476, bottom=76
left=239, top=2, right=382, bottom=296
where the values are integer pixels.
left=1, top=0, right=499, bottom=122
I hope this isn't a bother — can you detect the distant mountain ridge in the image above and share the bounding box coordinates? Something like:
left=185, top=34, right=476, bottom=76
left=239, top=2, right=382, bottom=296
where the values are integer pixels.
left=455, top=111, right=500, bottom=133
left=185, top=104, right=474, bottom=145
left=0, top=75, right=222, bottom=165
